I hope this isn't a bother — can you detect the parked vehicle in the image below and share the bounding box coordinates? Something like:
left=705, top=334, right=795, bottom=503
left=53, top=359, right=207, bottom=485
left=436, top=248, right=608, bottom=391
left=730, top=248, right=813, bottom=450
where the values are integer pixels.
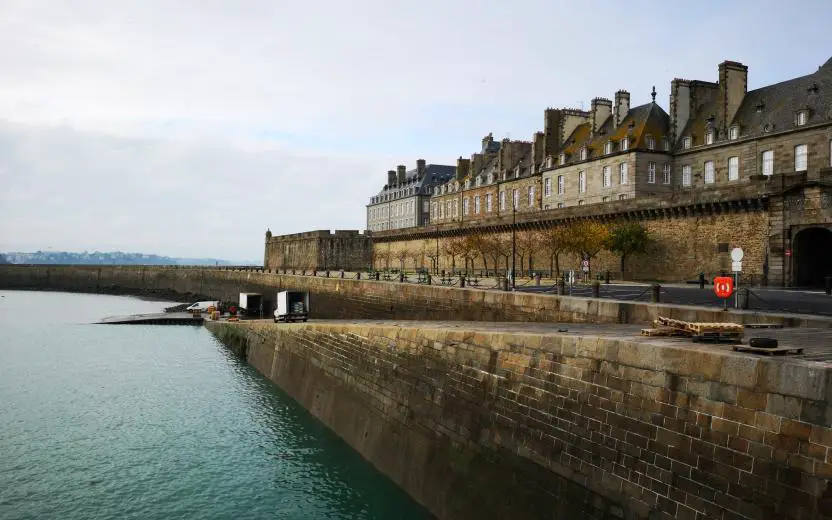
left=238, top=293, right=264, bottom=317
left=185, top=301, right=220, bottom=313
left=274, top=291, right=309, bottom=323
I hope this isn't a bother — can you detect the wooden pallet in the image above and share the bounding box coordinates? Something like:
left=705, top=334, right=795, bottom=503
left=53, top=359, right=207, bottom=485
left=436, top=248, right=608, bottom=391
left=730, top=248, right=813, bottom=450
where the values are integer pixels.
left=733, top=345, right=804, bottom=356
left=692, top=332, right=744, bottom=344
left=641, top=326, right=681, bottom=337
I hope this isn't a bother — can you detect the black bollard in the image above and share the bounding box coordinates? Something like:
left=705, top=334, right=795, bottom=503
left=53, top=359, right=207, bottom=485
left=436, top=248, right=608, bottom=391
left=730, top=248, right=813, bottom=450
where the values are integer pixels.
left=605, top=270, right=611, bottom=284
left=827, top=276, right=832, bottom=296
left=535, top=274, right=542, bottom=286
left=460, top=275, right=466, bottom=288
left=738, top=288, right=750, bottom=309
left=592, top=281, right=600, bottom=298
left=651, top=284, right=661, bottom=303
left=699, top=272, right=706, bottom=289
left=356, top=272, right=361, bottom=280
left=557, top=279, right=566, bottom=295
left=325, top=270, right=330, bottom=278
left=340, top=270, right=345, bottom=279
left=399, top=273, right=405, bottom=283
left=427, top=274, right=432, bottom=285
left=375, top=272, right=380, bottom=281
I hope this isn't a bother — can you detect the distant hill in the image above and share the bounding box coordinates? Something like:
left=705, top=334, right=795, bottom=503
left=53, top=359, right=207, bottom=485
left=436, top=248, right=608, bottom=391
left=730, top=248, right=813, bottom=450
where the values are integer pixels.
left=2, top=251, right=258, bottom=266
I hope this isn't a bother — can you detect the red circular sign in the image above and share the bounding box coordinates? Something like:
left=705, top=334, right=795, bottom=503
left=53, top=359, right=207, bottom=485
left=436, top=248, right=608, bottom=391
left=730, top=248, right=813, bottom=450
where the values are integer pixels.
left=714, top=276, right=734, bottom=299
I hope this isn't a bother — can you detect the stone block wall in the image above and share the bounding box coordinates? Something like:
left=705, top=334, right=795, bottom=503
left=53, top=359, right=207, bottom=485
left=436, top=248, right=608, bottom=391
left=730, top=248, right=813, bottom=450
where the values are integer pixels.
left=207, top=320, right=832, bottom=520
left=264, top=229, right=372, bottom=271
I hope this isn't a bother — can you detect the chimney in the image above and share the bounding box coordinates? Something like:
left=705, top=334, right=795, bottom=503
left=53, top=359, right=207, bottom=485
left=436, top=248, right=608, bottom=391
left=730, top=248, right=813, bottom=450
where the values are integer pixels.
left=396, top=165, right=406, bottom=185
left=590, top=98, right=612, bottom=135
left=719, top=60, right=748, bottom=133
left=670, top=79, right=691, bottom=144
left=614, top=90, right=630, bottom=127
left=498, top=138, right=513, bottom=176
left=532, top=132, right=545, bottom=171
left=416, top=159, right=426, bottom=177
left=387, top=170, right=396, bottom=186
left=481, top=133, right=494, bottom=153
left=456, top=156, right=470, bottom=181
left=543, top=108, right=562, bottom=158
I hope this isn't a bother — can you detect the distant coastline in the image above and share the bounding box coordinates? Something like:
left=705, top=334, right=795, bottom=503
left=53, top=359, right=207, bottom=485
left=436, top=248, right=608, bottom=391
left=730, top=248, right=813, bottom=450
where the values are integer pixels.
left=1, top=250, right=257, bottom=266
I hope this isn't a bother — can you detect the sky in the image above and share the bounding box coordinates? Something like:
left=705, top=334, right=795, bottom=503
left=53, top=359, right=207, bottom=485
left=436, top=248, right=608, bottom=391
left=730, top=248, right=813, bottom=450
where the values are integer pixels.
left=0, top=0, right=830, bottom=262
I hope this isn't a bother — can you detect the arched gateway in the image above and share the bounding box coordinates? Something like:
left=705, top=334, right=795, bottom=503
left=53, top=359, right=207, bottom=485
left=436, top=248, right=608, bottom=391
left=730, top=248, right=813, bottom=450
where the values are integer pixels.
left=793, top=227, right=832, bottom=287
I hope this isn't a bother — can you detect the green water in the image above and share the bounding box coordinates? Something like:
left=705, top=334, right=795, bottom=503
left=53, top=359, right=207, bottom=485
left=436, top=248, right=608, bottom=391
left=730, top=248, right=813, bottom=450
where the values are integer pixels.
left=0, top=290, right=432, bottom=520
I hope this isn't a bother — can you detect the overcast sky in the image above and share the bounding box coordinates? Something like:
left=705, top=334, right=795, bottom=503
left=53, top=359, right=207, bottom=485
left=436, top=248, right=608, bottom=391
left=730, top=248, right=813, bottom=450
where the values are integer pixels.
left=0, top=0, right=830, bottom=262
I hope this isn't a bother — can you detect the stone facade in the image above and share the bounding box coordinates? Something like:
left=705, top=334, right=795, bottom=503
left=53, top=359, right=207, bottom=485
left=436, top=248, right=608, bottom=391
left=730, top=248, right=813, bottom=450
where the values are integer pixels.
left=263, top=229, right=372, bottom=271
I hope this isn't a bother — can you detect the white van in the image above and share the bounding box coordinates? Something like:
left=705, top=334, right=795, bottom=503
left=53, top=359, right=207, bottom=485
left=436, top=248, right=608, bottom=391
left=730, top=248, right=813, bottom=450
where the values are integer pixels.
left=185, top=301, right=220, bottom=313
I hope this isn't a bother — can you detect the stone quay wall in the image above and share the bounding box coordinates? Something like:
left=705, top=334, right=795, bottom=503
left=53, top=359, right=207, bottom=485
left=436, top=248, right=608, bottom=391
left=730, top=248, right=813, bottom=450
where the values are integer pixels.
left=207, top=320, right=832, bottom=520
left=1, top=265, right=828, bottom=328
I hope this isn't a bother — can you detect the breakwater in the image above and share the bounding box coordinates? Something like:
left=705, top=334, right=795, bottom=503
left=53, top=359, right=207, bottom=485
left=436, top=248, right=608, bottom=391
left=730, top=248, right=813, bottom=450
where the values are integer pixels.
left=1, top=265, right=829, bottom=327
left=207, top=319, right=832, bottom=520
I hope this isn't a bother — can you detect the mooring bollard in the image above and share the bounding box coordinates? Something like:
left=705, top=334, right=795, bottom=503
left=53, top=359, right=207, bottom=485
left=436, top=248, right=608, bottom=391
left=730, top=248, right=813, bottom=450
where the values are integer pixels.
left=605, top=270, right=611, bottom=284
left=651, top=284, right=661, bottom=303
left=325, top=270, right=330, bottom=278
left=592, top=281, right=600, bottom=298
left=427, top=274, right=432, bottom=285
left=535, top=274, right=542, bottom=286
left=738, top=287, right=750, bottom=309
left=826, top=276, right=832, bottom=296
left=340, top=270, right=345, bottom=279
left=356, top=272, right=361, bottom=280
left=375, top=272, right=380, bottom=281
left=399, top=273, right=405, bottom=283
left=557, top=279, right=566, bottom=295
left=460, top=275, right=466, bottom=288
left=699, top=272, right=706, bottom=289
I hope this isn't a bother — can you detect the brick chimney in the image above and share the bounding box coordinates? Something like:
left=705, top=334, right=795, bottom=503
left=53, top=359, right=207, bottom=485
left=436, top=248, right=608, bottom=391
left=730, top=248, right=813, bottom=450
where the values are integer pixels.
left=590, top=98, right=612, bottom=135
left=669, top=79, right=691, bottom=144
left=416, top=159, right=426, bottom=177
left=456, top=156, right=470, bottom=181
left=719, top=60, right=748, bottom=133
left=396, top=165, right=406, bottom=185
left=543, top=108, right=562, bottom=158
left=614, top=90, right=630, bottom=127
left=387, top=170, right=396, bottom=186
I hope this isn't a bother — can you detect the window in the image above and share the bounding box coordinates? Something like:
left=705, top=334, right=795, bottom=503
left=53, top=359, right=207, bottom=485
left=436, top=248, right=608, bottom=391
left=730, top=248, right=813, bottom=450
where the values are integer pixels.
left=682, top=165, right=692, bottom=186
left=762, top=150, right=774, bottom=176
left=546, top=156, right=553, bottom=168
left=705, top=132, right=714, bottom=145
left=729, top=126, right=739, bottom=140
left=528, top=186, right=535, bottom=206
left=795, top=144, right=808, bottom=171
left=544, top=178, right=551, bottom=196
left=453, top=200, right=458, bottom=217
left=619, top=163, right=628, bottom=184
left=618, top=194, right=628, bottom=201
left=557, top=203, right=565, bottom=209
left=485, top=193, right=492, bottom=212
left=559, top=153, right=566, bottom=165
left=683, top=137, right=691, bottom=149
left=663, top=164, right=671, bottom=184
left=646, top=135, right=655, bottom=150
left=728, top=156, right=739, bottom=181
left=474, top=195, right=481, bottom=214
left=602, top=196, right=610, bottom=203
left=604, top=141, right=613, bottom=154
left=578, top=200, right=585, bottom=206
left=557, top=175, right=564, bottom=195
left=580, top=147, right=587, bottom=161
left=499, top=191, right=505, bottom=210
left=602, top=166, right=611, bottom=187
left=662, top=137, right=669, bottom=151
left=423, top=201, right=430, bottom=212
left=431, top=202, right=437, bottom=217
left=463, top=197, right=469, bottom=215
left=578, top=171, right=586, bottom=193
left=704, top=161, right=715, bottom=184
left=648, top=162, right=656, bottom=184
left=797, top=110, right=808, bottom=126
left=512, top=189, right=519, bottom=209
left=620, top=137, right=629, bottom=151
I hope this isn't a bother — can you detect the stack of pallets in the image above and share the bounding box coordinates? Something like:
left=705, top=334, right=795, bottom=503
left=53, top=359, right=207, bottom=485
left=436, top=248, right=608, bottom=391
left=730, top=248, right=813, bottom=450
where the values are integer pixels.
left=641, top=316, right=745, bottom=344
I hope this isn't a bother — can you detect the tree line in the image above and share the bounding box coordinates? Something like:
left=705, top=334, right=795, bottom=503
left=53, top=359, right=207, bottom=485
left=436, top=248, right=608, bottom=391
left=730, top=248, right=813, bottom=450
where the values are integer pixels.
left=373, top=221, right=650, bottom=278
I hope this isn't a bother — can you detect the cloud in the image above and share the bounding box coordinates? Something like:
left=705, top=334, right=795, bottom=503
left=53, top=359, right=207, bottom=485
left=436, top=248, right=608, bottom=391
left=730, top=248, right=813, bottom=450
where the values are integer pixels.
left=0, top=0, right=830, bottom=261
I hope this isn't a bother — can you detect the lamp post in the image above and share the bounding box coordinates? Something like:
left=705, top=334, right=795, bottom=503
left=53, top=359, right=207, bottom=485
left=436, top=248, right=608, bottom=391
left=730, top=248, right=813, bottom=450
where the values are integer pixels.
left=511, top=200, right=516, bottom=290
left=435, top=235, right=439, bottom=275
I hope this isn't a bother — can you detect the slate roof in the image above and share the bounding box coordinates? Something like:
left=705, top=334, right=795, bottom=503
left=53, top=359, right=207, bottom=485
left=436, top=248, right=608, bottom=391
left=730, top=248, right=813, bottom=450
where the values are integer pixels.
left=369, top=164, right=456, bottom=203
left=557, top=102, right=671, bottom=165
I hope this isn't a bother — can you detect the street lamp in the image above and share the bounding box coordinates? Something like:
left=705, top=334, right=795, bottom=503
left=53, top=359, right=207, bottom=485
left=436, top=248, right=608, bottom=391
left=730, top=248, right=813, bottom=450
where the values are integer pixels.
left=511, top=199, right=516, bottom=290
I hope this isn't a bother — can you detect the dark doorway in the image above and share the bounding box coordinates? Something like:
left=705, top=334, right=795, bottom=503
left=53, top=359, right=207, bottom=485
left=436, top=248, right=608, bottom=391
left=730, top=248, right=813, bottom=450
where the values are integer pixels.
left=793, top=227, right=832, bottom=287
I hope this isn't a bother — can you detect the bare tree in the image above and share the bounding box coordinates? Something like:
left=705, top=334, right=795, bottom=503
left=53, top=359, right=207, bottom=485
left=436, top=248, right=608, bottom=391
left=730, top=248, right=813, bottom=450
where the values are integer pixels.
left=515, top=229, right=537, bottom=276
left=423, top=239, right=439, bottom=274
left=536, top=226, right=569, bottom=277
left=395, top=247, right=411, bottom=272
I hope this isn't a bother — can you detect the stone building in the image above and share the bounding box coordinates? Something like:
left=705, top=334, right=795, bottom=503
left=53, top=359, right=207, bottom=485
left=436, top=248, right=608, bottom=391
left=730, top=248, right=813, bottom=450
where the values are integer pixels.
left=264, top=229, right=372, bottom=271
left=369, top=56, right=832, bottom=286
left=366, top=160, right=455, bottom=232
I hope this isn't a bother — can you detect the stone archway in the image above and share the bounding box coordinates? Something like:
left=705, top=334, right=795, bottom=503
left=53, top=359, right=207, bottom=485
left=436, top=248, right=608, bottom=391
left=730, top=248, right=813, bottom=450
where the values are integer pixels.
left=793, top=227, right=832, bottom=287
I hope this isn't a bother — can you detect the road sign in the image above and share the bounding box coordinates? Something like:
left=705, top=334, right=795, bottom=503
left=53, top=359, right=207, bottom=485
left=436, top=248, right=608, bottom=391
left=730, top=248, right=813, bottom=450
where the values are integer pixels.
left=714, top=276, right=734, bottom=298
left=732, top=261, right=743, bottom=272
left=731, top=248, right=744, bottom=262
left=581, top=259, right=590, bottom=273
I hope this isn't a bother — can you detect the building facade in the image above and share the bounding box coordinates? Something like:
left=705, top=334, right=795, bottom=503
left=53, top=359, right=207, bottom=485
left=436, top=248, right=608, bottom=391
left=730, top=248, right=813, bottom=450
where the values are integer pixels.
left=366, top=160, right=455, bottom=232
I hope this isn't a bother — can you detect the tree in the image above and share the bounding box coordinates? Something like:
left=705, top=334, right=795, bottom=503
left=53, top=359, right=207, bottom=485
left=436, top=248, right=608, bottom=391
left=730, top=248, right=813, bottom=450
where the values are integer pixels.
left=395, top=247, right=411, bottom=272
left=423, top=239, right=439, bottom=274
left=606, top=222, right=650, bottom=278
left=443, top=237, right=465, bottom=273
left=515, top=229, right=537, bottom=276
left=466, top=231, right=490, bottom=273
left=566, top=221, right=609, bottom=278
left=485, top=233, right=511, bottom=274
left=536, top=226, right=569, bottom=277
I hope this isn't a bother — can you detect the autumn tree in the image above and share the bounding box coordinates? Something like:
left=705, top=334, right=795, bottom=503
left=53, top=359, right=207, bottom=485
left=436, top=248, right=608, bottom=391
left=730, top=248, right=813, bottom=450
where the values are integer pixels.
left=536, top=226, right=569, bottom=277
left=443, top=236, right=467, bottom=273
left=466, top=231, right=490, bottom=273
left=606, top=222, right=650, bottom=278
left=423, top=239, right=439, bottom=274
left=395, top=247, right=412, bottom=272
left=515, top=229, right=538, bottom=276
left=460, top=234, right=479, bottom=273
left=566, top=221, right=609, bottom=277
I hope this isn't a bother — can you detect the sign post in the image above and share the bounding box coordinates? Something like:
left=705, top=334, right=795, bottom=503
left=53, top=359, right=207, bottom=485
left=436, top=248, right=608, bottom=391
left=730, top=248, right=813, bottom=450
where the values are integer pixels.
left=730, top=248, right=744, bottom=309
left=714, top=276, right=734, bottom=311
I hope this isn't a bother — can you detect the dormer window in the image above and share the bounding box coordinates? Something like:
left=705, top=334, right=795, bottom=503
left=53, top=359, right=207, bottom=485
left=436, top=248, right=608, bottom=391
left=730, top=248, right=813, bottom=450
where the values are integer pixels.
left=646, top=135, right=655, bottom=150
left=729, top=126, right=740, bottom=140
left=579, top=147, right=587, bottom=161
left=546, top=156, right=553, bottom=168
left=604, top=142, right=613, bottom=154
left=683, top=137, right=692, bottom=150
left=796, top=110, right=808, bottom=126
left=620, top=137, right=629, bottom=151
left=559, top=153, right=566, bottom=165
left=662, top=137, right=669, bottom=151
left=705, top=132, right=714, bottom=145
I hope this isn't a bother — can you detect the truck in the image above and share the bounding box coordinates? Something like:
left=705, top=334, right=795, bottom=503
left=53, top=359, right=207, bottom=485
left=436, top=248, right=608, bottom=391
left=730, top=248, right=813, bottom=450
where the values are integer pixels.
left=238, top=292, right=264, bottom=318
left=274, top=291, right=309, bottom=323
